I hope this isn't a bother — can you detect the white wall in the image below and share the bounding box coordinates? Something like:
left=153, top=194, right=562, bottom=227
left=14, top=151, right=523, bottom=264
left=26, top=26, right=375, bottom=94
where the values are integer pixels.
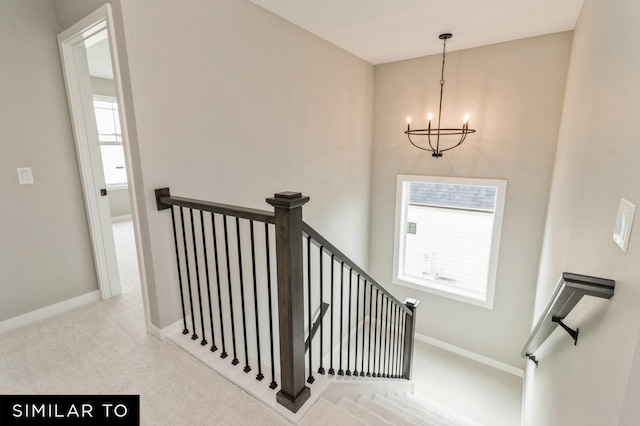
left=368, top=33, right=573, bottom=368
left=93, top=0, right=374, bottom=328
left=0, top=0, right=98, bottom=321
left=524, top=0, right=640, bottom=424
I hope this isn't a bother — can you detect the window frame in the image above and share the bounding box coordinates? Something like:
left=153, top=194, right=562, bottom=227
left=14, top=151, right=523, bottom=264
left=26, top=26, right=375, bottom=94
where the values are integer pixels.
left=392, top=175, right=507, bottom=309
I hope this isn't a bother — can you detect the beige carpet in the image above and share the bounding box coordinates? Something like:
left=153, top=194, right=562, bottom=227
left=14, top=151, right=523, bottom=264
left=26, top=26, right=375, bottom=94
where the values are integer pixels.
left=0, top=218, right=522, bottom=425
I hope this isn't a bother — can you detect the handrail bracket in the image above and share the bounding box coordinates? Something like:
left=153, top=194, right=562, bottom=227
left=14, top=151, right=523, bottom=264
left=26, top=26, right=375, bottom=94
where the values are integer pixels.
left=552, top=316, right=579, bottom=346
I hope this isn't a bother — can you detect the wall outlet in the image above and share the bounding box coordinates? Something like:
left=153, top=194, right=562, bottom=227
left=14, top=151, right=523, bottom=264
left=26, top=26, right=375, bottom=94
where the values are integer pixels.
left=613, top=198, right=635, bottom=253
left=16, top=167, right=34, bottom=184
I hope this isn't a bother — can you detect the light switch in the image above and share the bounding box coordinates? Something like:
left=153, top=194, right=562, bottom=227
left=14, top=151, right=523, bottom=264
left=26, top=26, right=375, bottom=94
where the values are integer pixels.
left=17, top=167, right=34, bottom=184
left=613, top=198, right=635, bottom=252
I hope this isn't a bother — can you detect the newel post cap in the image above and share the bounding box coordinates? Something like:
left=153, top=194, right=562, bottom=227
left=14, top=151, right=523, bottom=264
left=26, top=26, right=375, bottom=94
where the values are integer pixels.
left=266, top=191, right=310, bottom=209
left=404, top=298, right=420, bottom=310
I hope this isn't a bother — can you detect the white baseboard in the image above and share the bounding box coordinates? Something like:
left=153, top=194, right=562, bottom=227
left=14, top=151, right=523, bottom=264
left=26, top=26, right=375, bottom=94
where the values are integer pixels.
left=415, top=333, right=524, bottom=378
left=147, top=323, right=163, bottom=340
left=157, top=317, right=189, bottom=340
left=0, top=290, right=101, bottom=334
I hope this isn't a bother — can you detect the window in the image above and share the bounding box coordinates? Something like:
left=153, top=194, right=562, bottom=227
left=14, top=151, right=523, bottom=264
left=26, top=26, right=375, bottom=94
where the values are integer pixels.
left=93, top=95, right=127, bottom=188
left=393, top=175, right=507, bottom=308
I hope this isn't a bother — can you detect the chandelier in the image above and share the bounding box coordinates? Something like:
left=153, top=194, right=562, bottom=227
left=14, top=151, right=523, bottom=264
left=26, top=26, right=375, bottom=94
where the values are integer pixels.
left=405, top=33, right=476, bottom=158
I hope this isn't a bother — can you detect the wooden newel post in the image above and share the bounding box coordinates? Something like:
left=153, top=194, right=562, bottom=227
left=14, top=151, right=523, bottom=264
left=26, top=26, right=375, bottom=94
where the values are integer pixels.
left=266, top=191, right=311, bottom=413
left=402, top=298, right=420, bottom=380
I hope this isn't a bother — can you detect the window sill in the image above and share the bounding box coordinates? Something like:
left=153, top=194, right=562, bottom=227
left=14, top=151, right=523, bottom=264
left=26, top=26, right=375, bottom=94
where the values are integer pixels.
left=394, top=274, right=493, bottom=309
left=106, top=183, right=128, bottom=191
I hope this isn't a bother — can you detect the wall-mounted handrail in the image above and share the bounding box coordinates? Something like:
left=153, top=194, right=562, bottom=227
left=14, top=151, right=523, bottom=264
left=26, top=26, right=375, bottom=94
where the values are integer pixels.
left=521, top=272, right=615, bottom=366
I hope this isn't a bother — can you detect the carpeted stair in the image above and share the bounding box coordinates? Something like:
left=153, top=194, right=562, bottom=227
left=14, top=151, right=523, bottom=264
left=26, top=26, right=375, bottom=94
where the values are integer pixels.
left=301, top=394, right=482, bottom=426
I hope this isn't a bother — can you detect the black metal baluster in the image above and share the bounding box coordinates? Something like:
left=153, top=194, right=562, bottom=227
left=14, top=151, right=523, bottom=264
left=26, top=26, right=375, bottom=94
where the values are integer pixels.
left=318, top=246, right=325, bottom=375
left=180, top=207, right=197, bottom=340
left=249, top=221, right=263, bottom=381
left=346, top=268, right=353, bottom=376
left=236, top=217, right=251, bottom=373
left=383, top=297, right=390, bottom=377
left=190, top=209, right=207, bottom=346
left=328, top=254, right=335, bottom=376
left=390, top=303, right=397, bottom=378
left=353, top=274, right=360, bottom=376
left=360, top=279, right=366, bottom=377
left=170, top=207, right=189, bottom=335
left=200, top=211, right=217, bottom=351
left=377, top=292, right=384, bottom=377
left=306, top=236, right=314, bottom=384
left=211, top=214, right=227, bottom=358
left=372, top=288, right=379, bottom=376
left=399, top=307, right=406, bottom=378
left=338, top=262, right=345, bottom=376
left=366, top=283, right=373, bottom=377
left=223, top=215, right=239, bottom=365
left=399, top=309, right=406, bottom=378
left=391, top=304, right=398, bottom=378
left=396, top=306, right=404, bottom=378
left=264, top=223, right=277, bottom=389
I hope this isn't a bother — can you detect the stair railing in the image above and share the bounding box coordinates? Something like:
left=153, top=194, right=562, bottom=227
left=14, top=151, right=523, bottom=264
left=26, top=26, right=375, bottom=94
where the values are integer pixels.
left=156, top=189, right=419, bottom=414
left=302, top=223, right=419, bottom=382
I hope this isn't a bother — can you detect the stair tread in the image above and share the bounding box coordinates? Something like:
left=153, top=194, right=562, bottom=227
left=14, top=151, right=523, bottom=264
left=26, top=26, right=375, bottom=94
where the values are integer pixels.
left=372, top=395, right=436, bottom=426
left=356, top=395, right=414, bottom=426
left=337, top=397, right=395, bottom=426
left=300, top=398, right=367, bottom=426
left=401, top=394, right=483, bottom=426
left=386, top=394, right=461, bottom=426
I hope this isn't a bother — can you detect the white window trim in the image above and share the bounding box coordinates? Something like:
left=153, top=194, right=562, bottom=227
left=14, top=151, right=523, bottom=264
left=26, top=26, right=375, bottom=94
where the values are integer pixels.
left=392, top=175, right=507, bottom=309
left=93, top=94, right=127, bottom=187
left=106, top=182, right=128, bottom=190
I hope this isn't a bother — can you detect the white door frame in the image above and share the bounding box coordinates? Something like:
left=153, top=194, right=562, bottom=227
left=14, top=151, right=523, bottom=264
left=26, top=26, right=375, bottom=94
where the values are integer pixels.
left=57, top=4, right=150, bottom=333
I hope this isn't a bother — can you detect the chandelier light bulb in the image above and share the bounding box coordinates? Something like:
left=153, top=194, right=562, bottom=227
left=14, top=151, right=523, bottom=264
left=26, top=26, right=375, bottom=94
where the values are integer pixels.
left=407, top=117, right=411, bottom=124
left=427, top=113, right=433, bottom=121
left=463, top=113, right=470, bottom=124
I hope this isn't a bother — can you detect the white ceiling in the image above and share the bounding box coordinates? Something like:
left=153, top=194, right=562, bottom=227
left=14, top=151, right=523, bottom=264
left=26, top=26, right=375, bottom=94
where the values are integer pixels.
left=249, top=0, right=584, bottom=64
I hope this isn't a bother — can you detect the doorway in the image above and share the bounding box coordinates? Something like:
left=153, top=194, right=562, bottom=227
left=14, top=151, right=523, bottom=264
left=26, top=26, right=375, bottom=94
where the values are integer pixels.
left=58, top=5, right=149, bottom=324
left=85, top=35, right=140, bottom=295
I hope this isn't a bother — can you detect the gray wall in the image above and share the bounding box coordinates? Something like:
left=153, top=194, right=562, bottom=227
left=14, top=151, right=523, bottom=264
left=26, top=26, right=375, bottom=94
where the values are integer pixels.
left=0, top=0, right=98, bottom=321
left=52, top=0, right=375, bottom=329
left=91, top=76, right=115, bottom=97
left=123, top=0, right=374, bottom=328
left=524, top=0, right=640, bottom=424
left=107, top=188, right=130, bottom=218
left=368, top=32, right=573, bottom=368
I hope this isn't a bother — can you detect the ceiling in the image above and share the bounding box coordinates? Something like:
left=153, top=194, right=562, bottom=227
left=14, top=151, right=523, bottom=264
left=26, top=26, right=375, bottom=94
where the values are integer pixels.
left=249, top=0, right=584, bottom=64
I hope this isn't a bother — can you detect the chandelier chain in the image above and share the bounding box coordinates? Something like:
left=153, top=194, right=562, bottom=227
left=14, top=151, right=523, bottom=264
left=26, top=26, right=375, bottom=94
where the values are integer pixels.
left=440, top=36, right=447, bottom=85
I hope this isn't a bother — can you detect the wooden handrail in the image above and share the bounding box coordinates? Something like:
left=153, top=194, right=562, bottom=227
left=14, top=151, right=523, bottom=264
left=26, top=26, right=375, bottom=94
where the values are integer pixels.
left=155, top=188, right=275, bottom=224
left=521, top=272, right=615, bottom=366
left=303, top=223, right=412, bottom=315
